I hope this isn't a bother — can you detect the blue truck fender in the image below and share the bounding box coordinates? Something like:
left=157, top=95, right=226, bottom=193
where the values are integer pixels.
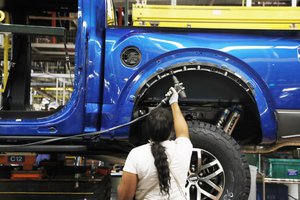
left=114, top=48, right=277, bottom=143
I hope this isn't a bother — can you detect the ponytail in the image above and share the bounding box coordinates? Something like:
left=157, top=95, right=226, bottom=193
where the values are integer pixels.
left=146, top=107, right=173, bottom=196
left=151, top=141, right=171, bottom=196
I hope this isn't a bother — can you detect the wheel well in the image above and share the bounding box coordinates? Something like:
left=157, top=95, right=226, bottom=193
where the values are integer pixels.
left=130, top=63, right=262, bottom=145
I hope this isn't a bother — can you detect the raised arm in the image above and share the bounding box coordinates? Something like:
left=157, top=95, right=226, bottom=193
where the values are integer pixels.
left=168, top=87, right=189, bottom=138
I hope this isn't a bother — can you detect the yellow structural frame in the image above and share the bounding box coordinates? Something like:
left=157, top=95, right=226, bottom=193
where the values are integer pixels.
left=0, top=11, right=11, bottom=93
left=133, top=5, right=300, bottom=30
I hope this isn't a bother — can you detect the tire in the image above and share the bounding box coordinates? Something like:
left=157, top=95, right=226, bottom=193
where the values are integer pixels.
left=186, top=121, right=250, bottom=200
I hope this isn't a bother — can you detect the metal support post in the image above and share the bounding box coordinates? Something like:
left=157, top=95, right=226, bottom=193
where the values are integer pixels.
left=63, top=78, right=66, bottom=105
left=56, top=78, right=59, bottom=103
left=298, top=184, right=300, bottom=199
left=263, top=173, right=266, bottom=200
left=124, top=0, right=129, bottom=26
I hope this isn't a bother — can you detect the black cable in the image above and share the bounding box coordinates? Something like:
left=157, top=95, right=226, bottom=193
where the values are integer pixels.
left=4, top=102, right=165, bottom=148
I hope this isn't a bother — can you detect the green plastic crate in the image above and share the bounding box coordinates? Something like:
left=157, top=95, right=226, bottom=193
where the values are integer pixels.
left=268, top=158, right=300, bottom=179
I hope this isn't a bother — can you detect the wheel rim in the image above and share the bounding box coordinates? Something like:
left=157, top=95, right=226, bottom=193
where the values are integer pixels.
left=186, top=148, right=225, bottom=200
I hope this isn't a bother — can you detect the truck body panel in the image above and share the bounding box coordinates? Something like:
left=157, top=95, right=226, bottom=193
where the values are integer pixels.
left=103, top=27, right=300, bottom=142
left=1, top=1, right=300, bottom=198
left=0, top=0, right=299, bottom=146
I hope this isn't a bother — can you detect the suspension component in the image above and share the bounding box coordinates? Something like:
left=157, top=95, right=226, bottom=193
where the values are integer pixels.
left=216, top=108, right=230, bottom=129
left=223, top=105, right=242, bottom=135
left=74, top=156, right=82, bottom=188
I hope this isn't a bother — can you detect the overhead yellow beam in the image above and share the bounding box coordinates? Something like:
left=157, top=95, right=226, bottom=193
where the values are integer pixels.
left=133, top=5, right=300, bottom=30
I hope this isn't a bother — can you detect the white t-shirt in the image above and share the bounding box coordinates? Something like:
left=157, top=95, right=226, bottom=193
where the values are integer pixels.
left=123, top=137, right=193, bottom=200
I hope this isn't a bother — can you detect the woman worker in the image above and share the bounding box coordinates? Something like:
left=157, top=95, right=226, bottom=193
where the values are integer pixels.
left=118, top=87, right=193, bottom=200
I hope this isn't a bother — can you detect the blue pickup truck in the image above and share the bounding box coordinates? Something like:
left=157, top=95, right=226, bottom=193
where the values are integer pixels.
left=1, top=0, right=300, bottom=199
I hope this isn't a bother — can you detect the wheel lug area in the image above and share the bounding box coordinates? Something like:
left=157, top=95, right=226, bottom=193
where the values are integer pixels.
left=188, top=173, right=199, bottom=183
left=191, top=166, right=196, bottom=172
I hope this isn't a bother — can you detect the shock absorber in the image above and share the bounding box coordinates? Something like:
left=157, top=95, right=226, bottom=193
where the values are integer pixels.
left=223, top=105, right=243, bottom=135
left=216, top=108, right=230, bottom=129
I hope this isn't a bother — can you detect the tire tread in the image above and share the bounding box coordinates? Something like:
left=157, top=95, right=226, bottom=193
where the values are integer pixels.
left=189, top=121, right=250, bottom=200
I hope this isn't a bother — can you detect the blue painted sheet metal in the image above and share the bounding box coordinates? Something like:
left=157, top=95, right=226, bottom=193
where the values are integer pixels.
left=0, top=0, right=299, bottom=145
left=0, top=0, right=89, bottom=136
left=102, top=28, right=300, bottom=142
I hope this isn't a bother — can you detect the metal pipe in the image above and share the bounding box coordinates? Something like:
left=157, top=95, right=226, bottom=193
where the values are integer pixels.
left=258, top=154, right=261, bottom=173
left=243, top=140, right=300, bottom=154
left=124, top=0, right=129, bottom=26
left=263, top=172, right=266, bottom=200
left=0, top=24, right=65, bottom=36
left=31, top=72, right=74, bottom=79
left=63, top=78, right=66, bottom=105
left=74, top=156, right=82, bottom=188
left=56, top=78, right=59, bottom=103
left=28, top=16, right=76, bottom=21
left=51, top=12, right=57, bottom=44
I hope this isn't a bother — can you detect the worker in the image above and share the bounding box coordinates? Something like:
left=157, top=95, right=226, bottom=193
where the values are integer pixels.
left=118, top=87, right=193, bottom=200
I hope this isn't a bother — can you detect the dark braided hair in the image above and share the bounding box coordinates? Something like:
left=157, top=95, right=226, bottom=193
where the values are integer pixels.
left=146, top=107, right=173, bottom=196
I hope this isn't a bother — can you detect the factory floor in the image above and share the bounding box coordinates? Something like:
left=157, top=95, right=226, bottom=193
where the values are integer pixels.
left=0, top=155, right=115, bottom=200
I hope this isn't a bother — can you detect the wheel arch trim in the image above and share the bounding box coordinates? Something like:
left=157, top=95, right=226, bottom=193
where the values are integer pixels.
left=117, top=48, right=277, bottom=143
